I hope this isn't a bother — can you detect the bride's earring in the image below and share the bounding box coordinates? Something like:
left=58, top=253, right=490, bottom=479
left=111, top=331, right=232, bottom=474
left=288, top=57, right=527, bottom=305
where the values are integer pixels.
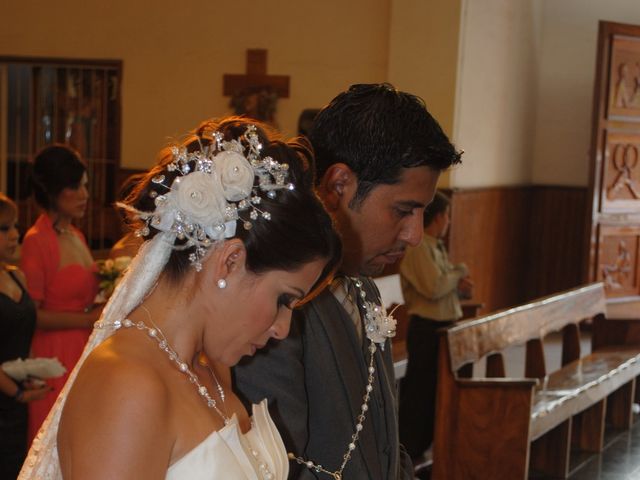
left=217, top=279, right=227, bottom=289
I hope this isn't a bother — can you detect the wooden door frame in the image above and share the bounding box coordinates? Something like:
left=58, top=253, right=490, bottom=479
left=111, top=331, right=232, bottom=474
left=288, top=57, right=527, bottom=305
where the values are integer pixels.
left=586, top=21, right=640, bottom=302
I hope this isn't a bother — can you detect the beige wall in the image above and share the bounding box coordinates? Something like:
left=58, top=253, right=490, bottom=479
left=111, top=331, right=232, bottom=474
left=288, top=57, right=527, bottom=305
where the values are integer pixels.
left=450, top=0, right=539, bottom=188
left=532, top=0, right=640, bottom=186
left=2, top=0, right=391, bottom=169
left=387, top=0, right=462, bottom=187
left=6, top=1, right=638, bottom=188
left=449, top=0, right=640, bottom=188
left=388, top=0, right=461, bottom=136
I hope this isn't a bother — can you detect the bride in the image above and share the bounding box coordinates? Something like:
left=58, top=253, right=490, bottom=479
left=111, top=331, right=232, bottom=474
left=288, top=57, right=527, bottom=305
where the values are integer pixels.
left=19, top=117, right=341, bottom=479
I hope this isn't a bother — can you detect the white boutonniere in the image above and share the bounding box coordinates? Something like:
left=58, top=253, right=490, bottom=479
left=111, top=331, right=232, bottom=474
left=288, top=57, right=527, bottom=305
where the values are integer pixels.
left=363, top=301, right=397, bottom=349
left=352, top=278, right=397, bottom=350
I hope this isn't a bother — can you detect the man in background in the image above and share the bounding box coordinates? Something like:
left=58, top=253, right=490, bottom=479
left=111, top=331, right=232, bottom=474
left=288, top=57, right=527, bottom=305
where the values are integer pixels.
left=398, top=191, right=473, bottom=466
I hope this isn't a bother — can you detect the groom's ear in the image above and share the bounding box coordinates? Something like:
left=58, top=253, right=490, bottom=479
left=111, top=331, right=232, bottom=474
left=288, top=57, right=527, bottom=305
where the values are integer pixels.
left=318, top=163, right=356, bottom=212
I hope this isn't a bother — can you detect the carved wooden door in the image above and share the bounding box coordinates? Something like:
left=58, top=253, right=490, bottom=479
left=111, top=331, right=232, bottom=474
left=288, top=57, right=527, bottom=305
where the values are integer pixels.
left=588, top=21, right=640, bottom=300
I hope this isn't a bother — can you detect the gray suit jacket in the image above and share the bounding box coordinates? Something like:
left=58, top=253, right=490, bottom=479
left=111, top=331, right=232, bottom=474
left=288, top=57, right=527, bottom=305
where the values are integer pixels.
left=234, top=278, right=413, bottom=479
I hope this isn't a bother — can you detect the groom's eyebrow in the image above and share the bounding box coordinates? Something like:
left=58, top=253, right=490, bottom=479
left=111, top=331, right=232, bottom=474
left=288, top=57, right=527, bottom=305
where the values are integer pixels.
left=395, top=199, right=426, bottom=209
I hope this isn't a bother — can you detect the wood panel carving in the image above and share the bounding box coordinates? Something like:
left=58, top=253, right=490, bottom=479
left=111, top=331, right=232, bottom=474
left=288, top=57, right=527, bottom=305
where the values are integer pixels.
left=602, top=133, right=640, bottom=209
left=608, top=36, right=640, bottom=118
left=597, top=226, right=640, bottom=297
left=588, top=21, right=640, bottom=303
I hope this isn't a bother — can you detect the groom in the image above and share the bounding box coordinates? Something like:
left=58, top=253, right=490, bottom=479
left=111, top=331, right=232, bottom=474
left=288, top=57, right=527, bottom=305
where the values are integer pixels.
left=234, top=83, right=460, bottom=479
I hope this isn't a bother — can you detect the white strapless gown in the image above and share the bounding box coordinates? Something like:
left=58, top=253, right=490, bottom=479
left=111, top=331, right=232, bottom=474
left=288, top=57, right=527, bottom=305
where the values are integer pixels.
left=20, top=399, right=287, bottom=480
left=166, top=400, right=288, bottom=480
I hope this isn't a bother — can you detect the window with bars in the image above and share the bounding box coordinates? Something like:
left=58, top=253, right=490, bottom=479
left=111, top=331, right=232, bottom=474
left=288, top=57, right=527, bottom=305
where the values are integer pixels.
left=0, top=58, right=122, bottom=250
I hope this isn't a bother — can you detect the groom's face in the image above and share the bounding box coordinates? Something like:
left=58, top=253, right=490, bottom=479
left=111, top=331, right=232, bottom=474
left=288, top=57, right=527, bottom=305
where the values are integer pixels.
left=327, top=165, right=439, bottom=276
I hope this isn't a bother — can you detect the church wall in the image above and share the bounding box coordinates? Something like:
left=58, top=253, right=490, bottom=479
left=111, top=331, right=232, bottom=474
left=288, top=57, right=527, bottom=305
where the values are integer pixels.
left=443, top=0, right=640, bottom=312
left=2, top=0, right=391, bottom=170
left=532, top=0, right=640, bottom=186
left=387, top=0, right=463, bottom=189
left=442, top=0, right=541, bottom=310
left=450, top=0, right=640, bottom=189
left=387, top=0, right=462, bottom=137
left=449, top=0, right=539, bottom=189
left=446, top=185, right=589, bottom=314
left=447, top=187, right=532, bottom=313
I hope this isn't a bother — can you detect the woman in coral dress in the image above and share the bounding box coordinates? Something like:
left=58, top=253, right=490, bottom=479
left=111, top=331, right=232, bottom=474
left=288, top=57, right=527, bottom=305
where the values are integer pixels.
left=20, top=145, right=101, bottom=442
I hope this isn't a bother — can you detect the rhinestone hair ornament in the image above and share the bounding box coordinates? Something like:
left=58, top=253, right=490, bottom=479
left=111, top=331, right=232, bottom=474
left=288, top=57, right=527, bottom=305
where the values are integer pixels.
left=120, top=125, right=294, bottom=271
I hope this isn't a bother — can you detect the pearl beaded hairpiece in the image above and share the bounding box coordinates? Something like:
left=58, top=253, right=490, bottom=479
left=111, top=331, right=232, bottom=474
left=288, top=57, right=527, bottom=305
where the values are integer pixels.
left=121, top=125, right=294, bottom=271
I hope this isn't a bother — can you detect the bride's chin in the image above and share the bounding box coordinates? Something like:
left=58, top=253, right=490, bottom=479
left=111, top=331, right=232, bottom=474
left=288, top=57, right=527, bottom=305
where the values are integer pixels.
left=218, top=350, right=247, bottom=367
left=231, top=345, right=256, bottom=364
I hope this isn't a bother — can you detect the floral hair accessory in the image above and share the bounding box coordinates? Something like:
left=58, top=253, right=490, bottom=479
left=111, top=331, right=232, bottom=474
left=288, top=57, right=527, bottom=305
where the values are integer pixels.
left=122, top=125, right=294, bottom=271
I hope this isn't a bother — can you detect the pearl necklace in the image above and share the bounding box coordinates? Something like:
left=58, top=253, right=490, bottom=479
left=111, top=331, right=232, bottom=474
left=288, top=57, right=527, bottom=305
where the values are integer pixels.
left=289, top=277, right=396, bottom=480
left=96, top=317, right=230, bottom=422
left=95, top=316, right=276, bottom=480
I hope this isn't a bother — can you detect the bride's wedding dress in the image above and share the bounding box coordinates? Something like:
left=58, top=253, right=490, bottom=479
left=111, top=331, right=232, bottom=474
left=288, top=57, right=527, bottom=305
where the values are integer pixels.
left=18, top=235, right=289, bottom=480
left=168, top=401, right=288, bottom=479
left=22, top=399, right=288, bottom=480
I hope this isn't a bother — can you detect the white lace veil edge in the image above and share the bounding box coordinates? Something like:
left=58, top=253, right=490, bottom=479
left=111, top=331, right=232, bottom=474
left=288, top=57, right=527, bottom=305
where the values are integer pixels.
left=18, top=231, right=176, bottom=480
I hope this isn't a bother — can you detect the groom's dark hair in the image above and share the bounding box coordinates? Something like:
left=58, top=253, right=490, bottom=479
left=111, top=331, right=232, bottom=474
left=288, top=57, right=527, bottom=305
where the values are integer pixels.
left=309, top=83, right=461, bottom=207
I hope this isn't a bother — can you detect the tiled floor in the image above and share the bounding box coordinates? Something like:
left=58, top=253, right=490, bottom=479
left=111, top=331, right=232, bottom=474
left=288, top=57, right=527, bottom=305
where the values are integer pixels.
left=567, top=423, right=640, bottom=480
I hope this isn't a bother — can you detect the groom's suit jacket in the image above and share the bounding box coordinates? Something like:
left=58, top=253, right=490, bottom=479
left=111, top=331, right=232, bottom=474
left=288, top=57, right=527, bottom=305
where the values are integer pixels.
left=234, top=278, right=413, bottom=479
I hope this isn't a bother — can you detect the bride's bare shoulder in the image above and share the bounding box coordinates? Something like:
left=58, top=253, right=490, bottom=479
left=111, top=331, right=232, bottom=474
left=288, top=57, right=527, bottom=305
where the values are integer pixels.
left=58, top=335, right=174, bottom=478
left=77, top=335, right=167, bottom=400
left=62, top=335, right=171, bottom=430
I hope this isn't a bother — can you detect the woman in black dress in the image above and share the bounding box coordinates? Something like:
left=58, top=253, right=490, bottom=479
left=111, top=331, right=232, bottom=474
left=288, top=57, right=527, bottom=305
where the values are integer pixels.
left=0, top=192, right=49, bottom=479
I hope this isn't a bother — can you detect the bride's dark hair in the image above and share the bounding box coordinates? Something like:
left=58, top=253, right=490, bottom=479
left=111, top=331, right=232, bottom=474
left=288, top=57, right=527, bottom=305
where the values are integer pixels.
left=123, top=116, right=341, bottom=285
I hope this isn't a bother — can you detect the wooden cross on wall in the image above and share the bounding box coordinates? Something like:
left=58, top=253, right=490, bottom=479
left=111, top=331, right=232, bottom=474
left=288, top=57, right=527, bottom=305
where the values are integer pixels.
left=223, top=49, right=290, bottom=98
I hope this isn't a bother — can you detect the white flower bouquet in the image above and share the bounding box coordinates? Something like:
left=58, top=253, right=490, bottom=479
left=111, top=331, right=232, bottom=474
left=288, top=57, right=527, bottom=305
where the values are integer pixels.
left=1, top=357, right=66, bottom=381
left=95, top=256, right=132, bottom=302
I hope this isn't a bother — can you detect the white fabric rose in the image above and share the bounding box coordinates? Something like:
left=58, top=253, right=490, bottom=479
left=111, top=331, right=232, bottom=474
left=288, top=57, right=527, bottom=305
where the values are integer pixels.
left=173, top=171, right=227, bottom=227
left=214, top=151, right=255, bottom=202
left=364, top=301, right=397, bottom=346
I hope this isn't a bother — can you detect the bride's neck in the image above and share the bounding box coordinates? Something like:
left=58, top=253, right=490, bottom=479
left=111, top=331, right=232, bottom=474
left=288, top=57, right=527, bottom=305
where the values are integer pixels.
left=131, top=277, right=204, bottom=369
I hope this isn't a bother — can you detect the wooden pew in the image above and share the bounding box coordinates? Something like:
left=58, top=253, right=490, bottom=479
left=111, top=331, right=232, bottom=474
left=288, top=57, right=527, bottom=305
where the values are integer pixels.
left=432, top=283, right=640, bottom=479
left=390, top=300, right=483, bottom=377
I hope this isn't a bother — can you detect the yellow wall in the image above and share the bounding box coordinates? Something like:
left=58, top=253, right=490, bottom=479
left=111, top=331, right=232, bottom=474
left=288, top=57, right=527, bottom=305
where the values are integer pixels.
left=388, top=0, right=461, bottom=136
left=2, top=0, right=391, bottom=169
left=387, top=0, right=462, bottom=188
left=8, top=1, right=634, bottom=189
